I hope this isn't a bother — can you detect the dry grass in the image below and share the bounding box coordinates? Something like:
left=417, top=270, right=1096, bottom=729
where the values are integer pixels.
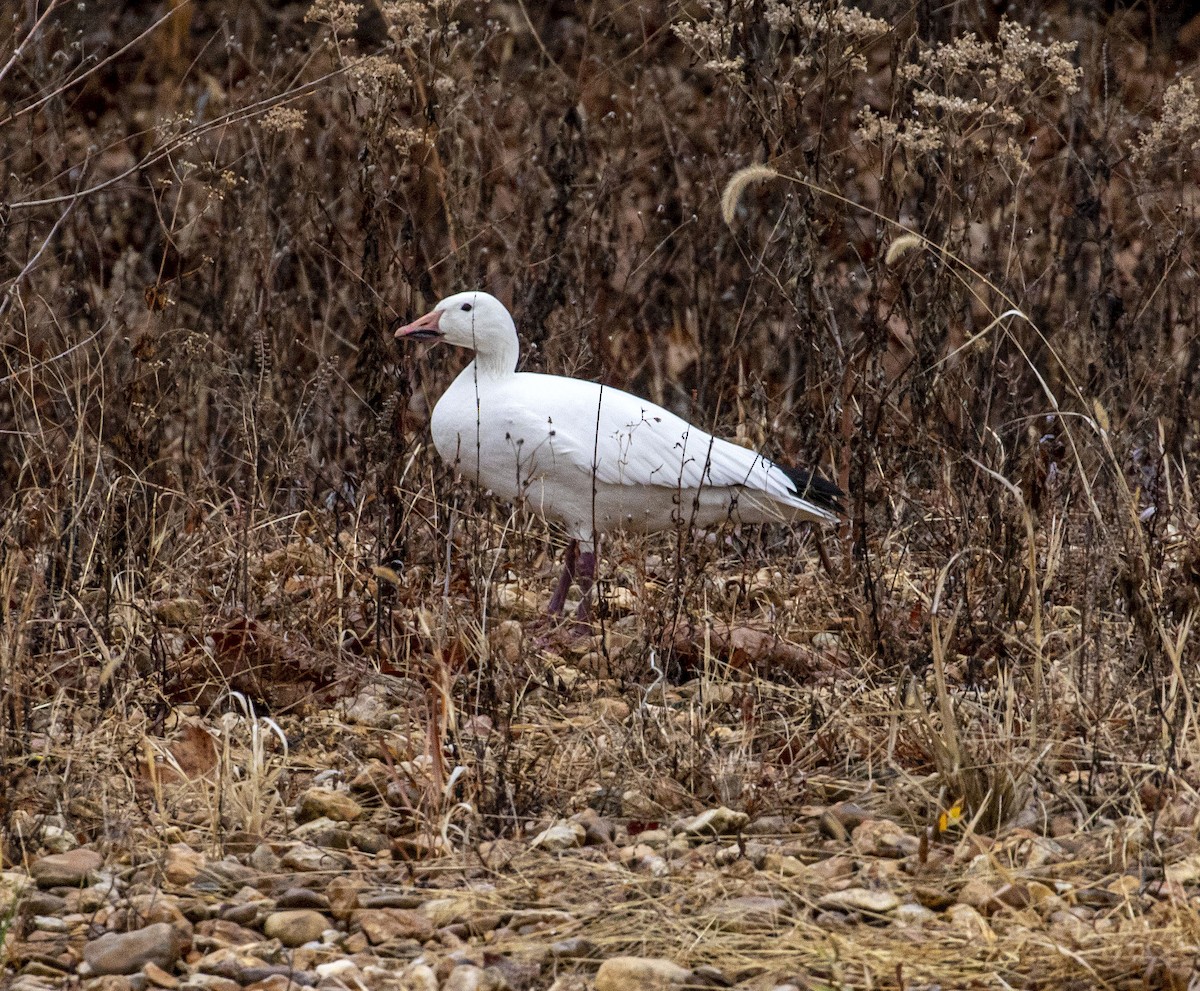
left=3, top=0, right=1200, bottom=986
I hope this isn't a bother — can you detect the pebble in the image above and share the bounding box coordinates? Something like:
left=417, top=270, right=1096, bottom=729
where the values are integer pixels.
left=275, top=888, right=330, bottom=911
left=892, top=902, right=937, bottom=925
left=549, top=937, right=598, bottom=959
left=144, top=961, right=180, bottom=988
left=441, top=964, right=497, bottom=991
left=398, top=963, right=439, bottom=991
left=30, top=849, right=103, bottom=888
left=571, top=809, right=617, bottom=846
left=279, top=844, right=352, bottom=873
left=674, top=807, right=749, bottom=838
left=83, top=923, right=186, bottom=976
left=946, top=903, right=996, bottom=942
left=195, top=918, right=263, bottom=948
left=294, top=787, right=364, bottom=824
left=531, top=821, right=585, bottom=852
left=819, top=802, right=870, bottom=840
left=1164, top=852, right=1200, bottom=884
left=179, top=976, right=240, bottom=991
left=342, top=690, right=391, bottom=728
left=708, top=896, right=791, bottom=932
left=595, top=957, right=691, bottom=991
left=851, top=819, right=921, bottom=857
left=162, top=845, right=206, bottom=887
left=352, top=908, right=435, bottom=944
left=817, top=888, right=900, bottom=915
left=22, top=891, right=67, bottom=916
left=262, top=909, right=329, bottom=947
left=193, top=861, right=258, bottom=895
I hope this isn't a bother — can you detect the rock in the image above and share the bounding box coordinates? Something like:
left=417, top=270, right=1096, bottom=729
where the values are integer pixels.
left=40, top=824, right=80, bottom=854
left=30, top=849, right=102, bottom=888
left=442, top=964, right=504, bottom=991
left=348, top=760, right=392, bottom=795
left=324, top=877, right=364, bottom=921
left=20, top=890, right=66, bottom=916
left=352, top=908, right=435, bottom=944
left=262, top=910, right=329, bottom=947
left=708, top=896, right=790, bottom=932
left=295, top=788, right=364, bottom=824
left=163, top=845, right=206, bottom=887
left=343, top=690, right=391, bottom=728
left=489, top=620, right=524, bottom=665
left=549, top=937, right=598, bottom=959
left=892, top=902, right=937, bottom=925
left=193, top=918, right=263, bottom=948
left=83, top=923, right=186, bottom=976
left=279, top=843, right=351, bottom=873
left=349, top=827, right=390, bottom=855
left=956, top=878, right=1001, bottom=912
left=571, top=809, right=616, bottom=846
left=531, top=821, right=585, bottom=852
left=674, top=808, right=749, bottom=838
left=82, top=977, right=135, bottom=991
left=819, top=802, right=870, bottom=840
left=275, top=888, right=330, bottom=911
left=816, top=888, right=900, bottom=915
left=851, top=819, right=921, bottom=858
left=946, top=903, right=996, bottom=942
left=246, top=845, right=281, bottom=875
left=314, top=959, right=360, bottom=982
left=493, top=583, right=540, bottom=616
left=745, top=815, right=789, bottom=836
left=154, top=598, right=203, bottom=625
left=595, top=957, right=691, bottom=991
left=1165, top=853, right=1200, bottom=884
left=398, top=963, right=439, bottom=991
left=144, top=961, right=180, bottom=988
left=760, top=853, right=811, bottom=878
left=805, top=854, right=855, bottom=882
left=193, top=861, right=258, bottom=895
left=178, top=976, right=240, bottom=991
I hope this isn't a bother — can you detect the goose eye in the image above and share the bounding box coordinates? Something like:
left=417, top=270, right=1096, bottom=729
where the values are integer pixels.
left=461, top=303, right=473, bottom=312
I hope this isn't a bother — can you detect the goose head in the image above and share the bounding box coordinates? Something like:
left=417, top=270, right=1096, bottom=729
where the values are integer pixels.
left=392, top=290, right=519, bottom=361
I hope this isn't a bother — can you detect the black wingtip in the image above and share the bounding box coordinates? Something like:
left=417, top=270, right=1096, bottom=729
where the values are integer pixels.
left=779, top=464, right=846, bottom=516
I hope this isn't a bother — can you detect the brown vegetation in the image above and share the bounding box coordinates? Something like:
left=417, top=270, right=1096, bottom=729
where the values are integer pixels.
left=2, top=0, right=1200, bottom=985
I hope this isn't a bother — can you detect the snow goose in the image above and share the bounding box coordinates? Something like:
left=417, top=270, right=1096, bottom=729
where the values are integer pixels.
left=393, top=291, right=844, bottom=618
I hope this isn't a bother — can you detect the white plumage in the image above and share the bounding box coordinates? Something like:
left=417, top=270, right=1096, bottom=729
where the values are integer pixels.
left=394, top=291, right=843, bottom=616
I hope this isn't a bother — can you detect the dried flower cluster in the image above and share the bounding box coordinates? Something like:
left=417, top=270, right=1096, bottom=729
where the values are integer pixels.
left=1131, top=76, right=1200, bottom=171
left=674, top=0, right=889, bottom=81
left=859, top=19, right=1080, bottom=164
left=304, top=0, right=361, bottom=34
left=259, top=105, right=308, bottom=134
left=346, top=54, right=410, bottom=98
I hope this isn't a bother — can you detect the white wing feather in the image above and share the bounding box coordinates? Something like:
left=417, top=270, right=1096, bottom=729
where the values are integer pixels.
left=519, top=376, right=831, bottom=518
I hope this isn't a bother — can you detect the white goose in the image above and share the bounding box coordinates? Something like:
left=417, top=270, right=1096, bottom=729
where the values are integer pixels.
left=394, top=291, right=843, bottom=618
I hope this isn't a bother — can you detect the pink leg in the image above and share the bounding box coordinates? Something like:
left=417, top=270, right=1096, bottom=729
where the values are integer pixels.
left=574, top=551, right=597, bottom=622
left=547, top=540, right=579, bottom=615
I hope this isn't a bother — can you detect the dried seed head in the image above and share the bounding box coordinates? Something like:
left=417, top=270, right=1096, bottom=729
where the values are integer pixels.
left=885, top=234, right=926, bottom=266
left=720, top=165, right=781, bottom=227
